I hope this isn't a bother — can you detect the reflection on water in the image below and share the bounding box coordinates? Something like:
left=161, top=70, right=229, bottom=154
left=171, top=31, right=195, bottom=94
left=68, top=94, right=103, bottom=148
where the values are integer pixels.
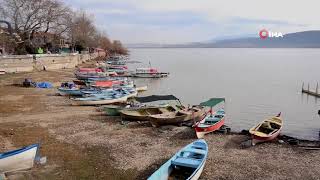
left=128, top=48, right=320, bottom=140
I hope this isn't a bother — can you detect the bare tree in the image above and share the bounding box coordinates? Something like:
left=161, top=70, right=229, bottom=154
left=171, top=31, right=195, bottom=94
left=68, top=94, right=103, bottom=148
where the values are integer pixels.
left=0, top=0, right=72, bottom=54
left=70, top=10, right=97, bottom=52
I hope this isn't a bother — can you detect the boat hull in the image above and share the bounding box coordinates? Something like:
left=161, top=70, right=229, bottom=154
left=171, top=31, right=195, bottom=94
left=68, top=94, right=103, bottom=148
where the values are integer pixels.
left=72, top=96, right=127, bottom=106
left=251, top=129, right=281, bottom=145
left=58, top=88, right=83, bottom=96
left=132, top=73, right=168, bottom=78
left=249, top=115, right=283, bottom=145
left=103, top=105, right=123, bottom=116
left=150, top=107, right=205, bottom=127
left=120, top=106, right=175, bottom=121
left=195, top=118, right=225, bottom=139
left=0, top=144, right=39, bottom=173
left=149, top=113, right=187, bottom=127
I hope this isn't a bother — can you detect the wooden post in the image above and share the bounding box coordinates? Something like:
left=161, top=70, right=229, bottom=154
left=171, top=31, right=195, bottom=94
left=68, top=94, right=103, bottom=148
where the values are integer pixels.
left=316, top=83, right=319, bottom=94
left=308, top=83, right=310, bottom=92
left=302, top=82, right=304, bottom=91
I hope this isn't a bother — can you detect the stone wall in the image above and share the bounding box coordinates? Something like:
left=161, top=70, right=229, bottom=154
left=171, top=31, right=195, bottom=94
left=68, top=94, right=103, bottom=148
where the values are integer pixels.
left=0, top=53, right=99, bottom=73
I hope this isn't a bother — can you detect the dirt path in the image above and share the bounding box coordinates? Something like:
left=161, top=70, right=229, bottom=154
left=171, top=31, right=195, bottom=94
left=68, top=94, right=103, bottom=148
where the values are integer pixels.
left=1, top=70, right=320, bottom=180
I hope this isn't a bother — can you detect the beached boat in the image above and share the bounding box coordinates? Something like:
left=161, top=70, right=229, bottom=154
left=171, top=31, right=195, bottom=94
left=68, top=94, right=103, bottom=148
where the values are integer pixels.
left=78, top=68, right=103, bottom=73
left=194, top=98, right=225, bottom=138
left=0, top=144, right=39, bottom=173
left=103, top=105, right=124, bottom=116
left=106, top=60, right=126, bottom=65
left=72, top=88, right=137, bottom=106
left=132, top=68, right=169, bottom=78
left=149, top=106, right=205, bottom=127
left=148, top=139, right=208, bottom=180
left=120, top=106, right=177, bottom=121
left=249, top=113, right=283, bottom=145
left=0, top=68, right=5, bottom=75
left=135, top=85, right=148, bottom=92
left=72, top=95, right=128, bottom=106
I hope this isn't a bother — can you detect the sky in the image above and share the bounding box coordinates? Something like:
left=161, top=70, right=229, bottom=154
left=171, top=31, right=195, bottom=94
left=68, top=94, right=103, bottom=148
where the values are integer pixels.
left=64, top=0, right=320, bottom=44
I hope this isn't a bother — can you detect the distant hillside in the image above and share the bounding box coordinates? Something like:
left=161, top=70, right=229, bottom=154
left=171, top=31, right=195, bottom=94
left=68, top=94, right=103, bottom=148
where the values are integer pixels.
left=128, top=31, right=320, bottom=48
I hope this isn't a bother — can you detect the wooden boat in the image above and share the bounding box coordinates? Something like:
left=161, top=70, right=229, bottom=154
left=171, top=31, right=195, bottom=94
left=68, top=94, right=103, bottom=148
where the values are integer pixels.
left=78, top=68, right=103, bottom=73
left=0, top=144, right=39, bottom=173
left=72, top=88, right=137, bottom=106
left=103, top=105, right=124, bottom=116
left=195, top=109, right=225, bottom=138
left=58, top=87, right=83, bottom=96
left=120, top=106, right=177, bottom=121
left=72, top=95, right=128, bottom=106
left=135, top=85, right=148, bottom=92
left=148, top=139, right=208, bottom=180
left=0, top=68, right=5, bottom=75
left=149, top=106, right=205, bottom=127
left=194, top=98, right=226, bottom=138
left=132, top=68, right=169, bottom=78
left=249, top=113, right=283, bottom=145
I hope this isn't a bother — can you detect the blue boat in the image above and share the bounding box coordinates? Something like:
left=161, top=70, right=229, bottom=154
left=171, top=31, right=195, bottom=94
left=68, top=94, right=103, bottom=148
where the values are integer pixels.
left=0, top=144, right=40, bottom=173
left=148, top=139, right=208, bottom=180
left=72, top=88, right=137, bottom=105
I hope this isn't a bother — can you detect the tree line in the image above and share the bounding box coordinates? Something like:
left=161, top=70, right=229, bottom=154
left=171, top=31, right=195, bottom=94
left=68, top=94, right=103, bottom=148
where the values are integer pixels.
left=0, top=0, right=128, bottom=55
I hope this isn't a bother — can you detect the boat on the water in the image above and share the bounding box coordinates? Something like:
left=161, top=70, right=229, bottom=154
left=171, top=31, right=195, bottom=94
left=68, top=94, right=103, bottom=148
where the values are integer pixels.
left=194, top=98, right=226, bottom=138
left=249, top=113, right=283, bottom=145
left=0, top=144, right=39, bottom=173
left=149, top=106, right=205, bottom=127
left=132, top=68, right=169, bottom=78
left=148, top=139, right=208, bottom=180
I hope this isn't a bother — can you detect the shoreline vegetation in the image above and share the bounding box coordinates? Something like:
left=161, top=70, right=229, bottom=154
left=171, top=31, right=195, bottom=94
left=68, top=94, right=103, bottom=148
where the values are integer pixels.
left=0, top=58, right=320, bottom=179
left=0, top=0, right=128, bottom=55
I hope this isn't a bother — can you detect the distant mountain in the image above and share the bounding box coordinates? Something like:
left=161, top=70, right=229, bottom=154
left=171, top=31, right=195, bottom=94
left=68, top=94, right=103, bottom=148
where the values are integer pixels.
left=128, top=31, right=320, bottom=48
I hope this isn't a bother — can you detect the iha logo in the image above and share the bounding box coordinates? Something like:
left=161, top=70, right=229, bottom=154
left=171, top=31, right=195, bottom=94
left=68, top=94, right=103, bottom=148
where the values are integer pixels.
left=259, top=29, right=283, bottom=39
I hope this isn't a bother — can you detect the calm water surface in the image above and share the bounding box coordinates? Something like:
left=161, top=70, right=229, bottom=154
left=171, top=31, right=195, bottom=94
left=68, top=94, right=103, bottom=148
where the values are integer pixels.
left=128, top=48, right=320, bottom=140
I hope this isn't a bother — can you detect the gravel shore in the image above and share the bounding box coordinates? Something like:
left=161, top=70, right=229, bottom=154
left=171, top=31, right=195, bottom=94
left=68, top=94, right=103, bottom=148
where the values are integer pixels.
left=0, top=69, right=320, bottom=180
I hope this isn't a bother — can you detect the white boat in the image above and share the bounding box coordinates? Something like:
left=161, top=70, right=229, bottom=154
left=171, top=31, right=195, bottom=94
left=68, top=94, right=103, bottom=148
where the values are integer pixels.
left=72, top=95, right=128, bottom=106
left=0, top=144, right=39, bottom=173
left=135, top=85, right=148, bottom=92
left=132, top=68, right=169, bottom=78
left=0, top=68, right=5, bottom=75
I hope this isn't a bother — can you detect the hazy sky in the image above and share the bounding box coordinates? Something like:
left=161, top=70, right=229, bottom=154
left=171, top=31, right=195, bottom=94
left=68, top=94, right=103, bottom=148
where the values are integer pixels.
left=65, top=0, right=319, bottom=44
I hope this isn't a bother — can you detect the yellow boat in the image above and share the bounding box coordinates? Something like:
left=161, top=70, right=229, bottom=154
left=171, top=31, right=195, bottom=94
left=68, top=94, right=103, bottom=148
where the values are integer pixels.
left=249, top=113, right=283, bottom=145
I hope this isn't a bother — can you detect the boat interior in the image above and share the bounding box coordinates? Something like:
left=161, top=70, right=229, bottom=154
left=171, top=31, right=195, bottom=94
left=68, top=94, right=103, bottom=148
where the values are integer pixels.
left=135, top=106, right=177, bottom=115
left=202, top=114, right=224, bottom=125
left=257, top=121, right=281, bottom=135
left=169, top=142, right=206, bottom=179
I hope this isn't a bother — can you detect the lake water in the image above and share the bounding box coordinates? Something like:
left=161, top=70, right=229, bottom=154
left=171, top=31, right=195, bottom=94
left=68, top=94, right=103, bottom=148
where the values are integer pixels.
left=128, top=48, right=320, bottom=141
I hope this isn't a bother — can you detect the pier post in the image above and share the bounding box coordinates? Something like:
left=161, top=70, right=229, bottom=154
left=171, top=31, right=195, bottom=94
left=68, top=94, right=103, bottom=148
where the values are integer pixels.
left=316, top=83, right=319, bottom=94
left=308, top=83, right=310, bottom=92
left=302, top=82, right=304, bottom=91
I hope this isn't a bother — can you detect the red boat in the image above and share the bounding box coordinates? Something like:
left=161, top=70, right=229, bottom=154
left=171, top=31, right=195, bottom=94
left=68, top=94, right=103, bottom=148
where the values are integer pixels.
left=78, top=68, right=103, bottom=73
left=249, top=113, right=283, bottom=145
left=194, top=109, right=225, bottom=138
left=194, top=98, right=226, bottom=138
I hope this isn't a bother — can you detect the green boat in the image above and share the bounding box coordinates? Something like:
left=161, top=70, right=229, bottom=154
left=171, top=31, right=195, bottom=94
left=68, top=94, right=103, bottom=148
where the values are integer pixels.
left=103, top=105, right=123, bottom=116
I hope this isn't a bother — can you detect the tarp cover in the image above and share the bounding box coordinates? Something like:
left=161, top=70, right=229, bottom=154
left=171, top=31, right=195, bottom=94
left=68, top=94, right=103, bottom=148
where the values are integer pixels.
left=200, top=98, right=225, bottom=107
left=135, top=95, right=179, bottom=103
left=36, top=82, right=53, bottom=88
